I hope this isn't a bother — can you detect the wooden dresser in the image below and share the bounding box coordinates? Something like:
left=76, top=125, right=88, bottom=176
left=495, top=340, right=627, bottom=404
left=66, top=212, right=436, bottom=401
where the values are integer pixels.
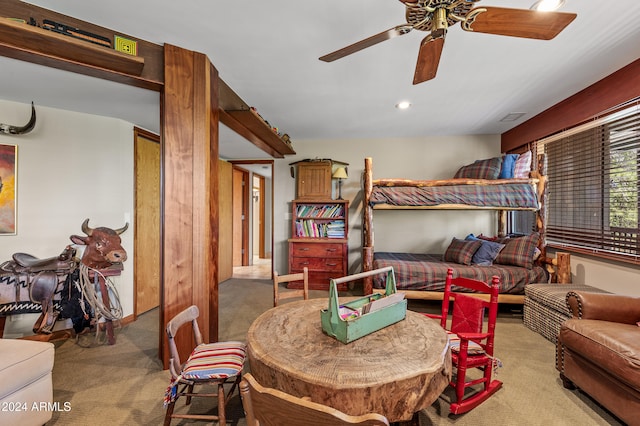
left=288, top=199, right=348, bottom=290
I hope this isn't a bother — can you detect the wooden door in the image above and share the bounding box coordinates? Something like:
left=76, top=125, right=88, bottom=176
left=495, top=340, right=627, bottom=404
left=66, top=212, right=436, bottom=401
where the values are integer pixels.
left=255, top=173, right=266, bottom=259
left=134, top=128, right=160, bottom=315
left=218, top=160, right=233, bottom=281
left=232, top=167, right=249, bottom=266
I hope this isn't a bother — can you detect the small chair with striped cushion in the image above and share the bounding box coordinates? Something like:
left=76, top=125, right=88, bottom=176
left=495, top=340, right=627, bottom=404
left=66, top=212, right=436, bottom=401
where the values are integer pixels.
left=163, top=305, right=246, bottom=426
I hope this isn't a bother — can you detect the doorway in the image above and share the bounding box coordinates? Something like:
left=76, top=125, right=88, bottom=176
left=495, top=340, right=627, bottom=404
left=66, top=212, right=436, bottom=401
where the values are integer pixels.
left=231, top=161, right=273, bottom=280
left=133, top=128, right=160, bottom=316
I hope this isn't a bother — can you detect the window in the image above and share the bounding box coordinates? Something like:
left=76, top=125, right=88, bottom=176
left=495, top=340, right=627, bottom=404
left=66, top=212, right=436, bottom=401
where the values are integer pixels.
left=536, top=101, right=640, bottom=263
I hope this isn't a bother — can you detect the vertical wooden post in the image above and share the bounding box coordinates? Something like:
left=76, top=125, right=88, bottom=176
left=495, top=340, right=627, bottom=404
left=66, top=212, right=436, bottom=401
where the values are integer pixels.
left=535, top=153, right=548, bottom=260
left=556, top=252, right=571, bottom=284
left=498, top=211, right=507, bottom=237
left=162, top=44, right=219, bottom=368
left=363, top=157, right=374, bottom=294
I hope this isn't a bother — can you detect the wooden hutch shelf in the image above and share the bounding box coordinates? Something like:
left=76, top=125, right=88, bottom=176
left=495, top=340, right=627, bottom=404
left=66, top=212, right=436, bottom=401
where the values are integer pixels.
left=288, top=199, right=349, bottom=290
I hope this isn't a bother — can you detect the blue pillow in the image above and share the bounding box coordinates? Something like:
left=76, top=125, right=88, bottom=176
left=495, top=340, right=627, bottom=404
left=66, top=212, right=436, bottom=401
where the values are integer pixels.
left=465, top=234, right=505, bottom=265
left=498, top=154, right=519, bottom=179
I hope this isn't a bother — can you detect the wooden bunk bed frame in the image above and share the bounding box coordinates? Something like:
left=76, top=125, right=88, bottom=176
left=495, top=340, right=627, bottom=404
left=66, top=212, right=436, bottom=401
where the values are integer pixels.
left=362, top=156, right=549, bottom=304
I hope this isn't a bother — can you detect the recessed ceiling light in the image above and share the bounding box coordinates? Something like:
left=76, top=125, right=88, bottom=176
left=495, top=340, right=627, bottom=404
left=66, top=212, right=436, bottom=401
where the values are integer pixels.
left=395, top=101, right=412, bottom=110
left=530, top=0, right=565, bottom=11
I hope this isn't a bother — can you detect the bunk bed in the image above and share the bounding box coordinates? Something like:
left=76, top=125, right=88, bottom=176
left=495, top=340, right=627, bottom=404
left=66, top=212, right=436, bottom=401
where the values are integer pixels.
left=362, top=156, right=549, bottom=304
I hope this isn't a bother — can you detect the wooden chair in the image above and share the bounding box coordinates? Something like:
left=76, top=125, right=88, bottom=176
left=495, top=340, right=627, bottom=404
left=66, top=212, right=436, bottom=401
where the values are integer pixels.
left=273, top=267, right=308, bottom=307
left=430, top=268, right=503, bottom=415
left=240, top=372, right=389, bottom=426
left=164, top=305, right=246, bottom=426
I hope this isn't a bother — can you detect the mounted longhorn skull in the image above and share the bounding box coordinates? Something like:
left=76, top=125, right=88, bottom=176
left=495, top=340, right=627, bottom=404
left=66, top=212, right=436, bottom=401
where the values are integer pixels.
left=0, top=102, right=36, bottom=135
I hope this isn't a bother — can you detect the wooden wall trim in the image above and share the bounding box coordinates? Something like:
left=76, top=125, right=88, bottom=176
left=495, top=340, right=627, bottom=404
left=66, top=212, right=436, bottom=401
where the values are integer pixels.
left=502, top=58, right=640, bottom=152
left=161, top=44, right=218, bottom=368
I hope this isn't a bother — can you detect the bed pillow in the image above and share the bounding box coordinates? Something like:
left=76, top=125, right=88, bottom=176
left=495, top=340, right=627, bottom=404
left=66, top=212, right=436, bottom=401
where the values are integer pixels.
left=465, top=235, right=505, bottom=266
left=444, top=238, right=482, bottom=266
left=494, top=232, right=540, bottom=269
left=454, top=157, right=502, bottom=180
left=498, top=154, right=519, bottom=179
left=513, top=150, right=532, bottom=178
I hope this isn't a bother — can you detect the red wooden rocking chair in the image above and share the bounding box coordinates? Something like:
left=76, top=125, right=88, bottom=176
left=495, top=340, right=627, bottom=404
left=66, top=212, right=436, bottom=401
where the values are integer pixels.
left=428, top=268, right=503, bottom=414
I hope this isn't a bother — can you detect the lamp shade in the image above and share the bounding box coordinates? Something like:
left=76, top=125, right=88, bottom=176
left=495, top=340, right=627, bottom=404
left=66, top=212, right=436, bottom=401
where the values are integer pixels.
left=332, top=167, right=348, bottom=179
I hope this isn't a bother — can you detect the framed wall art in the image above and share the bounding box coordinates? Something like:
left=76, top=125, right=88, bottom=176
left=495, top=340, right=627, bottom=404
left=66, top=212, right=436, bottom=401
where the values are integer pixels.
left=0, top=143, right=17, bottom=235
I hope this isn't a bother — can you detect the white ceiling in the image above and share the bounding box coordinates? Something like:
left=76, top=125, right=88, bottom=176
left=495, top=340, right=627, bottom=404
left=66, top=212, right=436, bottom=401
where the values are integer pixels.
left=1, top=1, right=640, bottom=160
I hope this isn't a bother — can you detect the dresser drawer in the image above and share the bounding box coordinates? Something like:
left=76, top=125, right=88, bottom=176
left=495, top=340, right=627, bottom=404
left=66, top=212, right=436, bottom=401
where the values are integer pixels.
left=291, top=257, right=344, bottom=272
left=290, top=242, right=343, bottom=258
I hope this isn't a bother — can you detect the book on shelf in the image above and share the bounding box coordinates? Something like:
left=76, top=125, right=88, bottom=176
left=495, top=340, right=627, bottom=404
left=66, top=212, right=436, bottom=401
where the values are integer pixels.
left=295, top=219, right=344, bottom=238
left=296, top=203, right=344, bottom=219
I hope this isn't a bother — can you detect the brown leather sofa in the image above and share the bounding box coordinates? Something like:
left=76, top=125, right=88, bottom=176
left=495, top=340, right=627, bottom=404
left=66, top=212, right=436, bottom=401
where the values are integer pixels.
left=556, top=291, right=640, bottom=425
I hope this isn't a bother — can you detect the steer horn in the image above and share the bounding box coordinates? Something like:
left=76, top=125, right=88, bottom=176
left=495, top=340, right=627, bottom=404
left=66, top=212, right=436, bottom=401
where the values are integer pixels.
left=81, top=218, right=129, bottom=235
left=113, top=222, right=129, bottom=235
left=0, top=102, right=36, bottom=135
left=81, top=218, right=94, bottom=236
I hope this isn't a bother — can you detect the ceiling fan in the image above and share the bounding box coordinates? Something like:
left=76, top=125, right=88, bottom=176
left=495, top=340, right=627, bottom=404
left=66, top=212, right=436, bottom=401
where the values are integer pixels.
left=319, top=0, right=577, bottom=85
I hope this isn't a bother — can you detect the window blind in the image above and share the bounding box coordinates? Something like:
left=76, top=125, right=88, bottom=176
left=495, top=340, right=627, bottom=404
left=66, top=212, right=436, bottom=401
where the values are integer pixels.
left=536, top=100, right=640, bottom=263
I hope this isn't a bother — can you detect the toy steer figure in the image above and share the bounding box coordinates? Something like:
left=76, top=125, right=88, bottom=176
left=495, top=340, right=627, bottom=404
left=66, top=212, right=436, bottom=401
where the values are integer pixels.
left=0, top=218, right=127, bottom=334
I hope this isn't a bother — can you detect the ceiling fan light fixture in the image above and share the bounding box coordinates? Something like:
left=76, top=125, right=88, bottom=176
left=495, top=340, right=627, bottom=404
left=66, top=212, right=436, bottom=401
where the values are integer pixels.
left=530, top=0, right=566, bottom=12
left=395, top=101, right=412, bottom=110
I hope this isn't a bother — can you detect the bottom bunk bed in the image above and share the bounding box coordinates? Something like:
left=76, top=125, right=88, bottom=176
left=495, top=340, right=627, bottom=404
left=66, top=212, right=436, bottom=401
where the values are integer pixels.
left=371, top=252, right=548, bottom=304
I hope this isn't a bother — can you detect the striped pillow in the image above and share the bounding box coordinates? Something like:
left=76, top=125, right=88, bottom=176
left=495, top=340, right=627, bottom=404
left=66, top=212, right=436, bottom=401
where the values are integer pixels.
left=182, top=341, right=246, bottom=380
left=444, top=238, right=482, bottom=266
left=494, top=232, right=539, bottom=269
left=454, top=157, right=503, bottom=180
left=513, top=150, right=532, bottom=178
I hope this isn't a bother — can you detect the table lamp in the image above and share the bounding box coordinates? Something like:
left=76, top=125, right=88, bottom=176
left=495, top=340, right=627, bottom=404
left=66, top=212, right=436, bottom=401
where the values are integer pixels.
left=332, top=167, right=348, bottom=200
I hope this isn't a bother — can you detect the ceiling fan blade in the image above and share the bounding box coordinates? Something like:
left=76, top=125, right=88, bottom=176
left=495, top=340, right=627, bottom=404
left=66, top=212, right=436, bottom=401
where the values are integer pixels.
left=413, top=35, right=445, bottom=85
left=464, top=7, right=576, bottom=40
left=319, top=25, right=412, bottom=62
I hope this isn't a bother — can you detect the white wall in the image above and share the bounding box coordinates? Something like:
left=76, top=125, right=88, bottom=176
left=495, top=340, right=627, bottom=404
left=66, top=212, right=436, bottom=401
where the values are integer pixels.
left=273, top=135, right=501, bottom=276
left=548, top=248, right=640, bottom=297
left=0, top=100, right=134, bottom=335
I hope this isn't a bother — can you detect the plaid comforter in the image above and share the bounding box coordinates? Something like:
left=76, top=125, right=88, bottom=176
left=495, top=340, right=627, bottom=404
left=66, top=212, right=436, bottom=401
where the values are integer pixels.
left=369, top=180, right=538, bottom=209
left=373, top=252, right=548, bottom=294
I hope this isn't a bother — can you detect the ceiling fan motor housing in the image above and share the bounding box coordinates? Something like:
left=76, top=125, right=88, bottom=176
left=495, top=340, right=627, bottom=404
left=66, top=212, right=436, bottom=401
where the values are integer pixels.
left=404, top=0, right=481, bottom=32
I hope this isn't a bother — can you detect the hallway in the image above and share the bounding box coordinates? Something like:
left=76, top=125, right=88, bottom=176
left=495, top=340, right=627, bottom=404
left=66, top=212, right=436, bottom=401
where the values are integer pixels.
left=232, top=256, right=271, bottom=280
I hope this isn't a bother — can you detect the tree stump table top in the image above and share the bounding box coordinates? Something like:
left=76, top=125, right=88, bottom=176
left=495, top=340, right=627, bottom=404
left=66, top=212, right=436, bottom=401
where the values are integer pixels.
left=246, top=298, right=451, bottom=422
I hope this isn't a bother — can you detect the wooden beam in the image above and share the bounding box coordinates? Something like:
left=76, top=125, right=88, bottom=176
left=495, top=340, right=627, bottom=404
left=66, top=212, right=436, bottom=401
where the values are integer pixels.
left=220, top=109, right=282, bottom=158
left=0, top=0, right=163, bottom=90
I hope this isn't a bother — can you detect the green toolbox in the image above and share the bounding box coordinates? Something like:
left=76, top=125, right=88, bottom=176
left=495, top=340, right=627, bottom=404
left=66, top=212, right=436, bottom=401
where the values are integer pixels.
left=320, top=266, right=407, bottom=343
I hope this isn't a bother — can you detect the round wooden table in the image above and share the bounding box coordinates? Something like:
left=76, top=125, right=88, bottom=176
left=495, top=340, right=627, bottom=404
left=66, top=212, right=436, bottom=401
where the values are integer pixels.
left=246, top=298, right=451, bottom=422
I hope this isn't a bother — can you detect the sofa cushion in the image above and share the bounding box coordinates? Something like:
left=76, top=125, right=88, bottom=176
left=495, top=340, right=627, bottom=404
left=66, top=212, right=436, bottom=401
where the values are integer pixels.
left=560, top=319, right=640, bottom=392
left=0, top=339, right=54, bottom=401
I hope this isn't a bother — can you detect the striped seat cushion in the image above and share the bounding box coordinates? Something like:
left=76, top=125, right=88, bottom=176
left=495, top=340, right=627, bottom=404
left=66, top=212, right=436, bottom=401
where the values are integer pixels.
left=182, top=341, right=246, bottom=380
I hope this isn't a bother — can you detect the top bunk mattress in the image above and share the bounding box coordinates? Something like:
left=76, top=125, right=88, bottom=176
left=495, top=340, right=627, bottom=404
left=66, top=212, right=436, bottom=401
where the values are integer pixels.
left=369, top=179, right=539, bottom=209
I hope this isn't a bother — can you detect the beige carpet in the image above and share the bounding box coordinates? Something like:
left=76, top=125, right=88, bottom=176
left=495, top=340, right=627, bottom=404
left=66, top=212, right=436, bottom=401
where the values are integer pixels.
left=47, top=278, right=622, bottom=425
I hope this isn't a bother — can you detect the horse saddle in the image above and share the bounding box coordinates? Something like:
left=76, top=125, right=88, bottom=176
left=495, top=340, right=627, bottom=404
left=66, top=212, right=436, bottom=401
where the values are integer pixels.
left=5, top=247, right=77, bottom=274
left=0, top=247, right=78, bottom=334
